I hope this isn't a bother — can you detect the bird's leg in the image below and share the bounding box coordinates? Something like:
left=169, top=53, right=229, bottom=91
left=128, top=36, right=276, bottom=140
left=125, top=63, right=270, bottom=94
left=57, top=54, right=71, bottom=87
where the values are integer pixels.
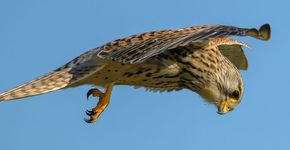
left=84, top=83, right=114, bottom=123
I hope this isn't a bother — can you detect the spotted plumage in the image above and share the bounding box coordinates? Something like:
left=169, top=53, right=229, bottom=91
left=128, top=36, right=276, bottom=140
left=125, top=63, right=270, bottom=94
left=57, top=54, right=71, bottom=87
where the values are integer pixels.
left=0, top=24, right=271, bottom=123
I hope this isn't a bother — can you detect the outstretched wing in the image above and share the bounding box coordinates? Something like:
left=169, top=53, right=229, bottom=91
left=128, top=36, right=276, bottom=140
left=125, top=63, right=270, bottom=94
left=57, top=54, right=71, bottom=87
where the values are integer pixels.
left=96, top=24, right=271, bottom=64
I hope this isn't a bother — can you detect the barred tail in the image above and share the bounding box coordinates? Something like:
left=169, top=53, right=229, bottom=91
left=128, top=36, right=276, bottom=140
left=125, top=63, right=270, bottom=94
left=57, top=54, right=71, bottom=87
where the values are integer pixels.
left=0, top=68, right=73, bottom=102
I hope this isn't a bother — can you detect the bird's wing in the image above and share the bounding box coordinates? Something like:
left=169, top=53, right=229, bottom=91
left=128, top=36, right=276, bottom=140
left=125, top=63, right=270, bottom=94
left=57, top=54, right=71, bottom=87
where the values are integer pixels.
left=96, top=24, right=271, bottom=64
left=211, top=38, right=250, bottom=70
left=0, top=50, right=105, bottom=102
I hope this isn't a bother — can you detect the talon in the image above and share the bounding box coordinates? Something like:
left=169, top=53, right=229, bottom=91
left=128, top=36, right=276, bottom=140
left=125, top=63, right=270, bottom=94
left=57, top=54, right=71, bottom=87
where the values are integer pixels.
left=84, top=84, right=114, bottom=124
left=86, top=88, right=105, bottom=100
left=86, top=88, right=96, bottom=100
left=84, top=118, right=95, bottom=123
left=85, top=110, right=95, bottom=116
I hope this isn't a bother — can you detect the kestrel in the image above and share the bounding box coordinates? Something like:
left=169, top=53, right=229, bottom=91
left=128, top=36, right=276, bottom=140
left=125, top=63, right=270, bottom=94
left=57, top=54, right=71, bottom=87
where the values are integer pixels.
left=0, top=24, right=271, bottom=123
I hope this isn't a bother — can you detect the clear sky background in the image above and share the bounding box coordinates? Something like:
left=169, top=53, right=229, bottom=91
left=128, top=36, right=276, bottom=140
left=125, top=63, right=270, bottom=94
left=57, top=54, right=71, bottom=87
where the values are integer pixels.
left=0, top=0, right=288, bottom=150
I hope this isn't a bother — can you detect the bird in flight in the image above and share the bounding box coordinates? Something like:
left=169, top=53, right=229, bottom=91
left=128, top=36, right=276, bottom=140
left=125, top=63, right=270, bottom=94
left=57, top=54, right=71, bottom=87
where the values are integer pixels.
left=0, top=24, right=271, bottom=123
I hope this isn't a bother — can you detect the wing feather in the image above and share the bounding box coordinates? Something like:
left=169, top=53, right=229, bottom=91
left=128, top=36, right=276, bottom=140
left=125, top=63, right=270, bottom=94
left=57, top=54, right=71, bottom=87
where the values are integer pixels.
left=96, top=24, right=271, bottom=64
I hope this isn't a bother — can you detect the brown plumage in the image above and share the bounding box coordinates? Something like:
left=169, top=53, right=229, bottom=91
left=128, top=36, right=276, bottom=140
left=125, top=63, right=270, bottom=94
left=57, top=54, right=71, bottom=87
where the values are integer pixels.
left=0, top=24, right=271, bottom=123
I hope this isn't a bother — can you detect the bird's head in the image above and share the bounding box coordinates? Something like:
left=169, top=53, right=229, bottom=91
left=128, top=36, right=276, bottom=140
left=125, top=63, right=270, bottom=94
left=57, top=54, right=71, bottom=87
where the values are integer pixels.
left=197, top=64, right=244, bottom=115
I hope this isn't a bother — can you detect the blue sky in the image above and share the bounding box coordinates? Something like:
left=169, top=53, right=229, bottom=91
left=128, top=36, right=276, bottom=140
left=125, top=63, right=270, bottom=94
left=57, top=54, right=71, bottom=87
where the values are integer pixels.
left=0, top=0, right=288, bottom=149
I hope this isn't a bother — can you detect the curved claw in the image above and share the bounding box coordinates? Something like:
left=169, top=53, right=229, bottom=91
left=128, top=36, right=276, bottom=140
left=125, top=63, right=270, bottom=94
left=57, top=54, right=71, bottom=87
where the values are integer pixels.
left=86, top=88, right=96, bottom=100
left=84, top=110, right=97, bottom=123
left=84, top=118, right=95, bottom=123
left=85, top=110, right=95, bottom=116
left=86, top=88, right=104, bottom=101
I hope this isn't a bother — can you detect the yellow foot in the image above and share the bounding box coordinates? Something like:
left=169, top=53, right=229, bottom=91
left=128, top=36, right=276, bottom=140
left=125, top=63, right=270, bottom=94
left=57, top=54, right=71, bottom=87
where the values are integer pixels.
left=84, top=83, right=114, bottom=123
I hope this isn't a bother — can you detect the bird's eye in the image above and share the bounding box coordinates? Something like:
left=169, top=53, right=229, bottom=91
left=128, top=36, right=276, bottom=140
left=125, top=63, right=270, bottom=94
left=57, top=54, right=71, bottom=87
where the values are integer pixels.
left=230, top=90, right=240, bottom=100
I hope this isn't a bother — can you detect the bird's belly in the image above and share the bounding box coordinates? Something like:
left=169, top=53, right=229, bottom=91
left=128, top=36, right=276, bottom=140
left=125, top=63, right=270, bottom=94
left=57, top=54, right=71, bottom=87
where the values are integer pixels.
left=85, top=61, right=181, bottom=91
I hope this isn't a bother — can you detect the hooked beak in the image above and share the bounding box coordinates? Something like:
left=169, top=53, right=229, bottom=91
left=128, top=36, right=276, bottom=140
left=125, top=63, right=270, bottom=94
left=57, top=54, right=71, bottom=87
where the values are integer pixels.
left=217, top=100, right=231, bottom=115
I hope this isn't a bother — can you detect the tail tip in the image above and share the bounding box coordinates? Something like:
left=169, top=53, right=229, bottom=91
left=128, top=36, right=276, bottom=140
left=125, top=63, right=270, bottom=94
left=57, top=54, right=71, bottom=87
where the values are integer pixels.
left=246, top=23, right=271, bottom=41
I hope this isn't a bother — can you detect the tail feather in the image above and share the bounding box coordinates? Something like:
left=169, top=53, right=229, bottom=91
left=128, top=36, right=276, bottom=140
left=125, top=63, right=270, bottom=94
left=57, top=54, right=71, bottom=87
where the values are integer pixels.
left=0, top=68, right=73, bottom=102
left=0, top=47, right=106, bottom=102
